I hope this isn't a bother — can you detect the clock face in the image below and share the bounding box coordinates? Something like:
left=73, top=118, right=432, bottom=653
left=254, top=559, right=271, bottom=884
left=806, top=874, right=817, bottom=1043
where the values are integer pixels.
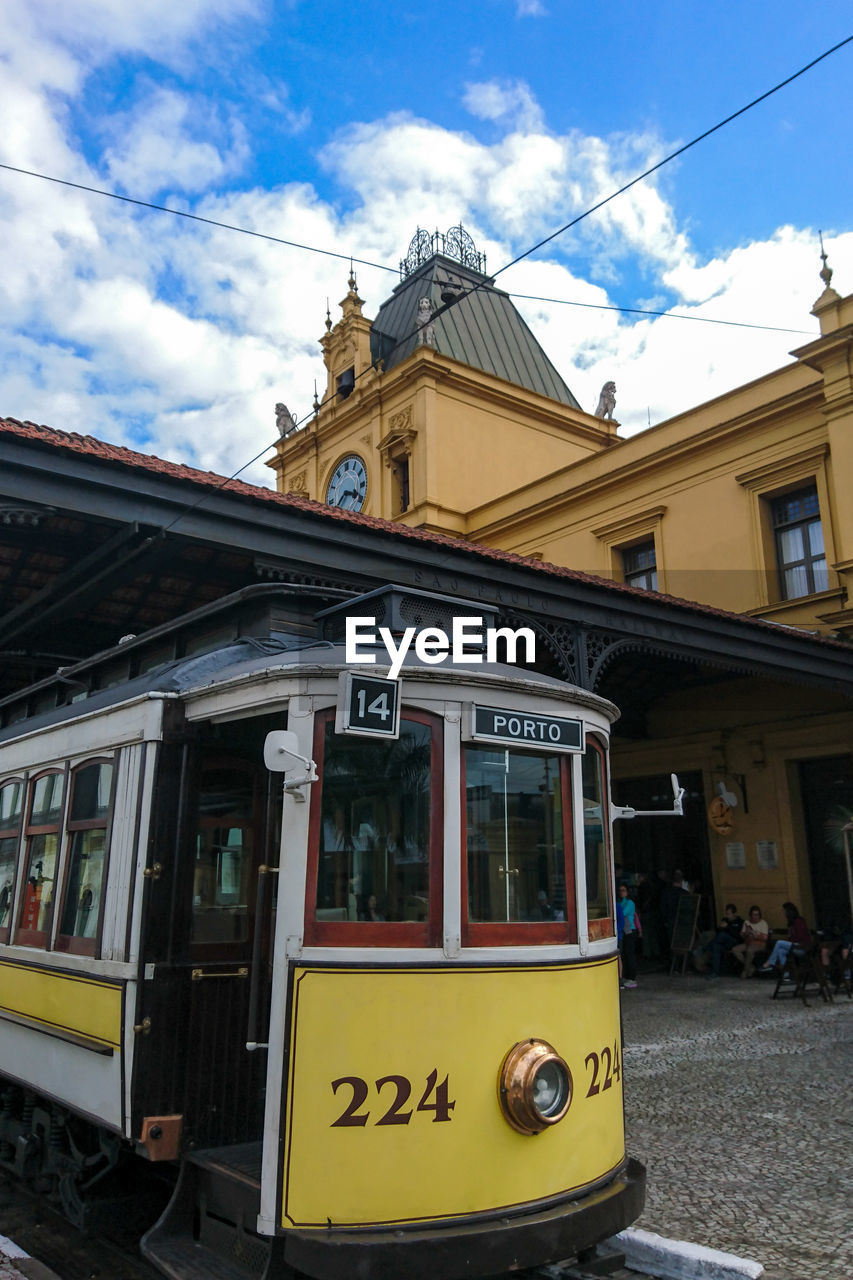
left=326, top=455, right=368, bottom=511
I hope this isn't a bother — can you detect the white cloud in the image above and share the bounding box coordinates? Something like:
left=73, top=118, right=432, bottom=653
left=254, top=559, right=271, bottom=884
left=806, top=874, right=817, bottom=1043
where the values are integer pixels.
left=516, top=0, right=546, bottom=16
left=463, top=79, right=545, bottom=132
left=0, top=2, right=851, bottom=496
left=103, top=86, right=250, bottom=197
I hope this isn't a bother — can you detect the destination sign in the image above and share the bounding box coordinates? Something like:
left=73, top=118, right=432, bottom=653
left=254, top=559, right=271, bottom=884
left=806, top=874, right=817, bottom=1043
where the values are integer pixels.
left=467, top=705, right=584, bottom=752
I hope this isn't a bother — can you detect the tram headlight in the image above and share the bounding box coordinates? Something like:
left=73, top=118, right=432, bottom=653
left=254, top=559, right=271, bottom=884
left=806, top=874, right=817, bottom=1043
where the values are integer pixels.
left=498, top=1039, right=573, bottom=1135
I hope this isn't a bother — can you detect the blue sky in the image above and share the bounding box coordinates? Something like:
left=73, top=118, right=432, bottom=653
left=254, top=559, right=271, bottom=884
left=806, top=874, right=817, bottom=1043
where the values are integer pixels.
left=1, top=0, right=851, bottom=483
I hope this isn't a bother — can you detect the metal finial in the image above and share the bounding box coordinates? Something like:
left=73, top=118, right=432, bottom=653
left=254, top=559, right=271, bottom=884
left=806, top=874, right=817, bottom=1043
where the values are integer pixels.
left=348, top=260, right=357, bottom=293
left=325, top=299, right=332, bottom=332
left=313, top=380, right=320, bottom=415
left=819, top=230, right=833, bottom=289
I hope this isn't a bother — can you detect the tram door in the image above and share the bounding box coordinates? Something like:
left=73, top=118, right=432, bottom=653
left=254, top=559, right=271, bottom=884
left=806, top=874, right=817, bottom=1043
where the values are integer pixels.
left=135, top=721, right=280, bottom=1151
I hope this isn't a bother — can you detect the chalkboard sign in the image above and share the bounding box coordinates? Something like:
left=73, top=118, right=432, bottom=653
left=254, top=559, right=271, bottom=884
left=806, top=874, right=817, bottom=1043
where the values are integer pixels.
left=669, top=893, right=701, bottom=975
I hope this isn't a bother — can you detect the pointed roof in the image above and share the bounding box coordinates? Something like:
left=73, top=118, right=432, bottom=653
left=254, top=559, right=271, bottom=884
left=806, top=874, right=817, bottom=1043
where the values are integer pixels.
left=370, top=228, right=580, bottom=409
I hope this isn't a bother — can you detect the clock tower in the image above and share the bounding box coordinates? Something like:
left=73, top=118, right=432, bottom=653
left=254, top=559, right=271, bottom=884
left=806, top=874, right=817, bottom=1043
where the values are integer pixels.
left=267, top=227, right=618, bottom=534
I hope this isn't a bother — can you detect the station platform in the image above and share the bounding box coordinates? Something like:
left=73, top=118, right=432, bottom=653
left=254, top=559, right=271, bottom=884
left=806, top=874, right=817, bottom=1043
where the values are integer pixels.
left=620, top=968, right=852, bottom=1280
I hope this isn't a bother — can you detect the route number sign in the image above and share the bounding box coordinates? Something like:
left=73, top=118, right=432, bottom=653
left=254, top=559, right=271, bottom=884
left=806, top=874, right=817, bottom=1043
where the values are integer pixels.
left=336, top=671, right=401, bottom=738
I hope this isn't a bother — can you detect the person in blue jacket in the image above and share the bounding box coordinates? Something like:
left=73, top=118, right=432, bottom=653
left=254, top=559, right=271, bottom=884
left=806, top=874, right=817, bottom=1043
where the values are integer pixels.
left=617, top=883, right=639, bottom=989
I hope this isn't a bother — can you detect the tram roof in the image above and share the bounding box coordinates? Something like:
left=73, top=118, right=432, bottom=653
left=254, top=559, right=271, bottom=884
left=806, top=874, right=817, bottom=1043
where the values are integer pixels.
left=0, top=613, right=615, bottom=747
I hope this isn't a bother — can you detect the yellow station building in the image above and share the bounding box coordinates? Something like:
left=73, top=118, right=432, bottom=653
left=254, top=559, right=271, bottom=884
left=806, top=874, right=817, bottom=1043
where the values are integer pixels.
left=268, top=227, right=853, bottom=938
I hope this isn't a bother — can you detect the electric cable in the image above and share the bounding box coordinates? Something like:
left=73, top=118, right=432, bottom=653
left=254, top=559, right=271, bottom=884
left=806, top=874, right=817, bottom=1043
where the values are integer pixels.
left=507, top=293, right=813, bottom=335
left=11, top=34, right=851, bottom=535
left=0, top=154, right=813, bottom=335
left=0, top=161, right=398, bottom=276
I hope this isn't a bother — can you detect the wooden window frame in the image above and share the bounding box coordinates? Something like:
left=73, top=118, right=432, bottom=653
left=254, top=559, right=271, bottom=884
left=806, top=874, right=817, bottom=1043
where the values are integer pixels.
left=461, top=748, right=578, bottom=948
left=0, top=776, right=25, bottom=944
left=583, top=735, right=614, bottom=942
left=771, top=485, right=827, bottom=601
left=55, top=757, right=116, bottom=958
left=16, top=766, right=68, bottom=949
left=188, top=754, right=265, bottom=964
left=304, top=708, right=444, bottom=948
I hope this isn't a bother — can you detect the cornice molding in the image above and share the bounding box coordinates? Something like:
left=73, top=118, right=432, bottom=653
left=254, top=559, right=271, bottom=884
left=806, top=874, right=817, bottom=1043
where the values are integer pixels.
left=591, top=505, right=668, bottom=541
left=735, top=443, right=829, bottom=491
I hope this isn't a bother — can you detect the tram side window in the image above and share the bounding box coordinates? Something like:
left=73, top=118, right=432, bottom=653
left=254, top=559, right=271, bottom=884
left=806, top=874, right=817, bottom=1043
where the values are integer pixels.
left=0, top=780, right=24, bottom=941
left=18, top=770, right=66, bottom=945
left=464, top=748, right=573, bottom=939
left=582, top=738, right=613, bottom=935
left=192, top=763, right=257, bottom=947
left=311, top=716, right=434, bottom=934
left=57, top=761, right=114, bottom=953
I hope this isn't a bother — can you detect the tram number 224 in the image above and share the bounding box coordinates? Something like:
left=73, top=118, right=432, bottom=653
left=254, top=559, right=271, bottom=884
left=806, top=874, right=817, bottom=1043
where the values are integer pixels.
left=331, top=1070, right=454, bottom=1127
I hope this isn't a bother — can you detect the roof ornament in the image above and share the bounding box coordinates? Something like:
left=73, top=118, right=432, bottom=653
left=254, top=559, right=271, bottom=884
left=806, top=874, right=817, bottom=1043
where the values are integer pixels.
left=593, top=382, right=617, bottom=420
left=348, top=260, right=357, bottom=293
left=325, top=298, right=332, bottom=333
left=312, top=380, right=320, bottom=416
left=275, top=403, right=298, bottom=437
left=818, top=230, right=833, bottom=290
left=416, top=297, right=436, bottom=347
left=400, top=223, right=487, bottom=279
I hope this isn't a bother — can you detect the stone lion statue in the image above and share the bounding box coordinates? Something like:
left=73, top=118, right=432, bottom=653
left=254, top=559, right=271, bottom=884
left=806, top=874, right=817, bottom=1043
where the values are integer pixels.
left=416, top=297, right=435, bottom=347
left=594, top=381, right=616, bottom=420
left=275, top=403, right=296, bottom=436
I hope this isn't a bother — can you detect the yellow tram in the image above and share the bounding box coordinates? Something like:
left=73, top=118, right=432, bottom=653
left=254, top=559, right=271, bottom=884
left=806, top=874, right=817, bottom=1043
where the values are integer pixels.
left=0, top=584, right=680, bottom=1279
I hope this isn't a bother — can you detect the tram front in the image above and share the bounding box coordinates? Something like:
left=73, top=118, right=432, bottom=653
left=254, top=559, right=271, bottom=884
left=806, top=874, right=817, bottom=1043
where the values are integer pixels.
left=253, top=596, right=646, bottom=1279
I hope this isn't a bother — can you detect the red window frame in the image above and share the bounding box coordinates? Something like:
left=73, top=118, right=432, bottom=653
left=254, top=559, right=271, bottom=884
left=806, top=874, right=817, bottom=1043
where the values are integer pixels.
left=304, top=708, right=444, bottom=948
left=55, top=757, right=116, bottom=957
left=461, top=748, right=577, bottom=947
left=0, top=777, right=25, bottom=944
left=583, top=735, right=614, bottom=941
left=16, top=767, right=68, bottom=949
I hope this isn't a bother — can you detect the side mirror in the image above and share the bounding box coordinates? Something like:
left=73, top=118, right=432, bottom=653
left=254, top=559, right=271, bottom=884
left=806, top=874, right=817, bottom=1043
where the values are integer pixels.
left=264, top=730, right=318, bottom=801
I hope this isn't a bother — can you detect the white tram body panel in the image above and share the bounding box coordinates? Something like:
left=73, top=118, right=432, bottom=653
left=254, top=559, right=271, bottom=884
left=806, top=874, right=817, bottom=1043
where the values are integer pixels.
left=0, top=696, right=166, bottom=1132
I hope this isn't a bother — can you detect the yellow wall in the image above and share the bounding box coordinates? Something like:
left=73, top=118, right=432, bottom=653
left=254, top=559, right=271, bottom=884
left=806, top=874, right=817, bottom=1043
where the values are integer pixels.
left=269, top=279, right=853, bottom=638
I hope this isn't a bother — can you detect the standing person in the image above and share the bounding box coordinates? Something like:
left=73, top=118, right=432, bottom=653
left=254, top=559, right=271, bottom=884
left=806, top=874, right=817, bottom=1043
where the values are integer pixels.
left=732, top=905, right=770, bottom=978
left=635, top=871, right=660, bottom=959
left=759, top=902, right=812, bottom=972
left=617, top=884, right=639, bottom=989
left=661, top=869, right=688, bottom=959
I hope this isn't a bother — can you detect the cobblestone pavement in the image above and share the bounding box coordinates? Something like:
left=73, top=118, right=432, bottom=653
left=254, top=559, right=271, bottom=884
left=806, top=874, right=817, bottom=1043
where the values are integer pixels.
left=620, top=971, right=852, bottom=1280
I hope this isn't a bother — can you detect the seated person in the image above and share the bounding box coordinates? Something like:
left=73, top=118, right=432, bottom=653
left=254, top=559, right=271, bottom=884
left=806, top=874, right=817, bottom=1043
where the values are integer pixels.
left=696, top=904, right=743, bottom=977
left=731, top=904, right=770, bottom=978
left=760, top=902, right=812, bottom=972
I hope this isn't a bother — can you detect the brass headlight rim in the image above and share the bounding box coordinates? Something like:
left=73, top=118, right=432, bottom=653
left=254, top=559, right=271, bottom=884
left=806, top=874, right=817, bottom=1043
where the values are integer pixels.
left=498, top=1038, right=573, bottom=1136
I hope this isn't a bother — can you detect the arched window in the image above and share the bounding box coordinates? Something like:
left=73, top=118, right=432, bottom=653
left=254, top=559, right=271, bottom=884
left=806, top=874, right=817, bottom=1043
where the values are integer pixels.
left=0, top=778, right=24, bottom=942
left=57, top=759, right=115, bottom=955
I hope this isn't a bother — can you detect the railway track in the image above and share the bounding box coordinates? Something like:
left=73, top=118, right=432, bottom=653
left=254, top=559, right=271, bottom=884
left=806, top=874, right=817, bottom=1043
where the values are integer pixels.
left=1, top=1172, right=656, bottom=1280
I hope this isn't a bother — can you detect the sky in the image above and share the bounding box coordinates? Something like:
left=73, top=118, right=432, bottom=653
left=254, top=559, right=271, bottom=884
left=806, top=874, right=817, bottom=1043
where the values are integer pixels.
left=1, top=0, right=852, bottom=487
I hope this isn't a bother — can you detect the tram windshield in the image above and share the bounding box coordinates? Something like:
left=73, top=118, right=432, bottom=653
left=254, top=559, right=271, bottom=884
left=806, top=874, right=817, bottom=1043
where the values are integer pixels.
left=465, top=748, right=569, bottom=926
left=313, top=717, right=432, bottom=926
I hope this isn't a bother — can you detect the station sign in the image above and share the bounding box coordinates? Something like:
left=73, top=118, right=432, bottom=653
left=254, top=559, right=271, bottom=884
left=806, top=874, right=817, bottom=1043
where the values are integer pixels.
left=336, top=671, right=401, bottom=739
left=465, top=704, right=584, bottom=752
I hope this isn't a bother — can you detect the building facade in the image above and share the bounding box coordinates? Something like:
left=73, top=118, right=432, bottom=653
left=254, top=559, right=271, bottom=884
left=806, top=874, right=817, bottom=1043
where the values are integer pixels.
left=265, top=229, right=853, bottom=935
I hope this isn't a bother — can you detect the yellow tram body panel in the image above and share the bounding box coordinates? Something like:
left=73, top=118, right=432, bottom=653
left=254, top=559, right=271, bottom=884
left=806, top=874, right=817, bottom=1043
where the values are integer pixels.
left=0, top=960, right=122, bottom=1052
left=282, top=957, right=623, bottom=1229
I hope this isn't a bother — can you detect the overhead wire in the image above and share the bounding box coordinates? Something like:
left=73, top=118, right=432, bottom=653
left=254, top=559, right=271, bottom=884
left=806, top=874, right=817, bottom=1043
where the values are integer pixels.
left=4, top=34, right=851, bottom=534
left=0, top=161, right=398, bottom=276
left=0, top=154, right=814, bottom=335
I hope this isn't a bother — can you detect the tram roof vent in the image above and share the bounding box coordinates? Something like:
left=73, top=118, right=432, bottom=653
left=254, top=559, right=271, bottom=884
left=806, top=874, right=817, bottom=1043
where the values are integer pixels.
left=315, top=583, right=498, bottom=642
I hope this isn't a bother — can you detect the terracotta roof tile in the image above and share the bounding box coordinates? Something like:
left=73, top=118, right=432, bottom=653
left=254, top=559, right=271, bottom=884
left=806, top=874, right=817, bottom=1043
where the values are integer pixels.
left=0, top=415, right=846, bottom=651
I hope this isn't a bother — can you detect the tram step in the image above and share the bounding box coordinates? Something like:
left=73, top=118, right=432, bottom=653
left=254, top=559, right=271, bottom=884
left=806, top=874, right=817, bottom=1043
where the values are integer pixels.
left=141, top=1143, right=271, bottom=1280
